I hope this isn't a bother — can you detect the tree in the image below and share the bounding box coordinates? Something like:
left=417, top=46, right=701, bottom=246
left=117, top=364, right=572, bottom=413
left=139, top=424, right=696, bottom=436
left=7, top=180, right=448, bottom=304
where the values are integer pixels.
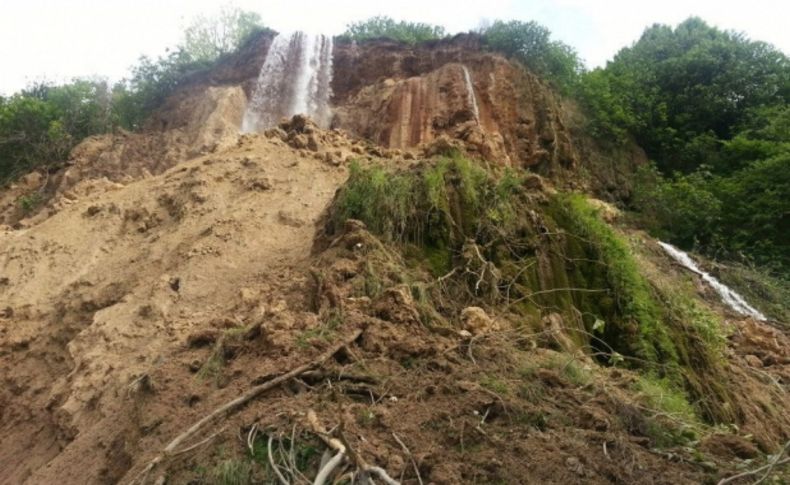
left=481, top=20, right=583, bottom=93
left=182, top=5, right=265, bottom=62
left=581, top=17, right=790, bottom=174
left=342, top=16, right=446, bottom=44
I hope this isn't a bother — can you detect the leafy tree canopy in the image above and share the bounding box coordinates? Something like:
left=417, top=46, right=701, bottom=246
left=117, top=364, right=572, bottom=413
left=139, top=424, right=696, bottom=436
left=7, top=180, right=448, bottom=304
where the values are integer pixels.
left=480, top=20, right=583, bottom=93
left=0, top=6, right=267, bottom=183
left=342, top=16, right=446, bottom=44
left=587, top=18, right=790, bottom=276
left=182, top=6, right=266, bottom=62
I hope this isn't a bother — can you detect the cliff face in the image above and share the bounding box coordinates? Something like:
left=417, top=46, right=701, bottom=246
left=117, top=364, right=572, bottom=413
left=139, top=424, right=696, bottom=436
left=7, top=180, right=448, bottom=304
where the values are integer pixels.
left=0, top=32, right=584, bottom=229
left=5, top=31, right=786, bottom=485
left=332, top=35, right=576, bottom=173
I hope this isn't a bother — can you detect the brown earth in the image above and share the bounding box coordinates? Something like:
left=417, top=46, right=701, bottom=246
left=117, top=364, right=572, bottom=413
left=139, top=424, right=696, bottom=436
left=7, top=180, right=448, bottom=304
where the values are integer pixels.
left=0, top=33, right=788, bottom=485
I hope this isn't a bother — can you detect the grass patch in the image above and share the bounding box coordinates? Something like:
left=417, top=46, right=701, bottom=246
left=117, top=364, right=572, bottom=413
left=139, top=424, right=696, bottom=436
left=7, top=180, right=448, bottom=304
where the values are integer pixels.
left=715, top=261, right=790, bottom=324
left=208, top=458, right=252, bottom=485
left=480, top=375, right=510, bottom=395
left=297, top=310, right=342, bottom=349
left=548, top=193, right=673, bottom=365
left=634, top=375, right=700, bottom=447
left=17, top=192, right=43, bottom=213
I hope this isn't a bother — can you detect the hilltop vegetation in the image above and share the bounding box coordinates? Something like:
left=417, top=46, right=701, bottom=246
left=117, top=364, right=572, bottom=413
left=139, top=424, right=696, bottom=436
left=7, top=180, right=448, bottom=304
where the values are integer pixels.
left=0, top=6, right=268, bottom=183
left=579, top=18, right=789, bottom=277
left=2, top=13, right=789, bottom=279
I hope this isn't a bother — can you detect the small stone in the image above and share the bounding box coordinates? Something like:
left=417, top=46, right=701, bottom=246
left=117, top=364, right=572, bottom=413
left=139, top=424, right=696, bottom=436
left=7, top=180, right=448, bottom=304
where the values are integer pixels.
left=460, top=306, right=499, bottom=335
left=743, top=354, right=763, bottom=367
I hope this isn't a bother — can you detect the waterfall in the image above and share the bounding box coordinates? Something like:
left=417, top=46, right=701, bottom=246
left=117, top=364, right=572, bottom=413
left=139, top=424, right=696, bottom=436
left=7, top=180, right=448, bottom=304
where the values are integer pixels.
left=462, top=65, right=480, bottom=123
left=658, top=242, right=767, bottom=321
left=241, top=32, right=333, bottom=133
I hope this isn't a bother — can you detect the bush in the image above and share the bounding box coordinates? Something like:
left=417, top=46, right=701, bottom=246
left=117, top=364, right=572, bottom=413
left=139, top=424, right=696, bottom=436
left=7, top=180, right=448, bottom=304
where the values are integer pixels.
left=0, top=7, right=268, bottom=182
left=183, top=6, right=266, bottom=63
left=342, top=16, right=446, bottom=44
left=481, top=20, right=583, bottom=93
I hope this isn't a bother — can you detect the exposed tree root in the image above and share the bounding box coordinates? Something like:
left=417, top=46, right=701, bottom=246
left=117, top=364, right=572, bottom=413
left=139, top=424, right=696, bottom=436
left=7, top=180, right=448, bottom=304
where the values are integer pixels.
left=132, top=328, right=364, bottom=484
left=307, top=409, right=401, bottom=485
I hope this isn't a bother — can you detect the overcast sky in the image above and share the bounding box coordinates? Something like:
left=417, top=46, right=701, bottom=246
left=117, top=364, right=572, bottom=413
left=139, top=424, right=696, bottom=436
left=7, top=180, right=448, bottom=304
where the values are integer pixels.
left=1, top=0, right=789, bottom=95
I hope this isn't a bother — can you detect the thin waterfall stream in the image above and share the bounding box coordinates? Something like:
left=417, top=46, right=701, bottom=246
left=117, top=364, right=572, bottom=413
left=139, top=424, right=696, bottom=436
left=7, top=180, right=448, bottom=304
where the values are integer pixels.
left=242, top=32, right=333, bottom=132
left=461, top=65, right=480, bottom=123
left=658, top=241, right=767, bottom=320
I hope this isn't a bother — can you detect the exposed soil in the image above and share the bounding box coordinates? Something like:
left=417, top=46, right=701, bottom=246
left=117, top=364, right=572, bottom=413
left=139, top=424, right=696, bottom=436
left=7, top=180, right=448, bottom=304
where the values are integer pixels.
left=0, top=34, right=788, bottom=485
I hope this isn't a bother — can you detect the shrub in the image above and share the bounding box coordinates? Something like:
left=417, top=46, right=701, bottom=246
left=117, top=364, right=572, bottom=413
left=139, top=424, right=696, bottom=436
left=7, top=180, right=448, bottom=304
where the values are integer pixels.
left=481, top=20, right=583, bottom=93
left=342, top=16, right=446, bottom=44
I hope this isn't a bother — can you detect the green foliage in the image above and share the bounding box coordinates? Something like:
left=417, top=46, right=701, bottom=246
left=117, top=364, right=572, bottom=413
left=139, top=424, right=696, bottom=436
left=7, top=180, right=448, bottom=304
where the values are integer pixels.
left=634, top=153, right=790, bottom=277
left=342, top=16, right=446, bottom=44
left=549, top=194, right=673, bottom=363
left=633, top=164, right=723, bottom=248
left=0, top=79, right=114, bottom=182
left=17, top=192, right=43, bottom=213
left=577, top=17, right=790, bottom=277
left=635, top=375, right=700, bottom=447
left=579, top=17, right=790, bottom=171
left=331, top=155, right=495, bottom=248
left=481, top=20, right=583, bottom=93
left=0, top=7, right=267, bottom=183
left=183, top=6, right=266, bottom=62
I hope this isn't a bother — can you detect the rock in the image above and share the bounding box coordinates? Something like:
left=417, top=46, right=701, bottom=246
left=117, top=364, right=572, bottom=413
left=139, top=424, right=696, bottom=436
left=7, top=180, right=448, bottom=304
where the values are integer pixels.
left=743, top=354, right=763, bottom=367
left=239, top=287, right=257, bottom=306
left=306, top=134, right=320, bottom=151
left=289, top=134, right=309, bottom=150
left=374, top=285, right=420, bottom=324
left=522, top=174, right=545, bottom=191
left=460, top=306, right=499, bottom=335
left=565, top=456, right=585, bottom=476
left=422, top=135, right=460, bottom=157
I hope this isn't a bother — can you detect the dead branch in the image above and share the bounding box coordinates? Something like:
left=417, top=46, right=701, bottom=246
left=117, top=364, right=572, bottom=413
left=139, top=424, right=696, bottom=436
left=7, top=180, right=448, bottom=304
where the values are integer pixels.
left=268, top=435, right=290, bottom=485
left=392, top=433, right=423, bottom=485
left=308, top=410, right=400, bottom=485
left=133, top=328, right=363, bottom=484
left=313, top=449, right=345, bottom=485
left=717, top=440, right=790, bottom=485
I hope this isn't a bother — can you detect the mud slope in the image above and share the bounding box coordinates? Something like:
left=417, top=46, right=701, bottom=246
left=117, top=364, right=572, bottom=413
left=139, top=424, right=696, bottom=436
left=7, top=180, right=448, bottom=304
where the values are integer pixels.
left=0, top=120, right=361, bottom=483
left=0, top=33, right=787, bottom=485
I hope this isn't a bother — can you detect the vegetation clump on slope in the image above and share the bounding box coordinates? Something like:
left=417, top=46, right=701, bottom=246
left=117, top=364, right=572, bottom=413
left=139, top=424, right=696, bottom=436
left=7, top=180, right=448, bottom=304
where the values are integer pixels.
left=327, top=155, right=736, bottom=425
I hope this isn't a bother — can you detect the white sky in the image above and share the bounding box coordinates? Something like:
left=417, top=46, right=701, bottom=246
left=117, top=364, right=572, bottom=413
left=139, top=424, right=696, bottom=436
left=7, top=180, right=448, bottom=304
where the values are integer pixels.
left=1, top=0, right=789, bottom=95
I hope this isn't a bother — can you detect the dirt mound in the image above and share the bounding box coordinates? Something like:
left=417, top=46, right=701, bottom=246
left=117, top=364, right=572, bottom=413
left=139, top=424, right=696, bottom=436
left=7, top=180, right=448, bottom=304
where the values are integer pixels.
left=1, top=33, right=788, bottom=485
left=0, top=121, right=355, bottom=483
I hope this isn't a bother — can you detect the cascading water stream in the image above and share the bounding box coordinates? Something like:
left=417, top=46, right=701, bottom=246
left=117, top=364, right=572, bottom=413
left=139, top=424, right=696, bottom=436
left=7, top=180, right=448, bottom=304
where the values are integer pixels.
left=461, top=65, right=480, bottom=123
left=658, top=241, right=767, bottom=321
left=241, top=32, right=333, bottom=133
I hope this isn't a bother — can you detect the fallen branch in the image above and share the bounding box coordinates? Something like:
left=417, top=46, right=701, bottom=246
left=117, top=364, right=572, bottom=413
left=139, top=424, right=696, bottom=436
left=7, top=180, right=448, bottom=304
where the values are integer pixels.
left=134, top=328, right=363, bottom=484
left=268, top=435, right=290, bottom=485
left=393, top=432, right=423, bottom=485
left=717, top=440, right=790, bottom=485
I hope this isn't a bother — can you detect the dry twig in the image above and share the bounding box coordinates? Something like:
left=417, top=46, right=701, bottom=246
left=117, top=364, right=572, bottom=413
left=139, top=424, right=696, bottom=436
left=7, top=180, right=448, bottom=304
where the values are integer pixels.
left=133, top=328, right=363, bottom=484
left=717, top=440, right=790, bottom=485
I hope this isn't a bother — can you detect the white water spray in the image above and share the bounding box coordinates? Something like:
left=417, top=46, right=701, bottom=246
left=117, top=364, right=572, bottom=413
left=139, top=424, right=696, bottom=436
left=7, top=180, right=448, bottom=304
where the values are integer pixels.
left=461, top=65, right=480, bottom=123
left=658, top=242, right=767, bottom=321
left=242, top=32, right=333, bottom=132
